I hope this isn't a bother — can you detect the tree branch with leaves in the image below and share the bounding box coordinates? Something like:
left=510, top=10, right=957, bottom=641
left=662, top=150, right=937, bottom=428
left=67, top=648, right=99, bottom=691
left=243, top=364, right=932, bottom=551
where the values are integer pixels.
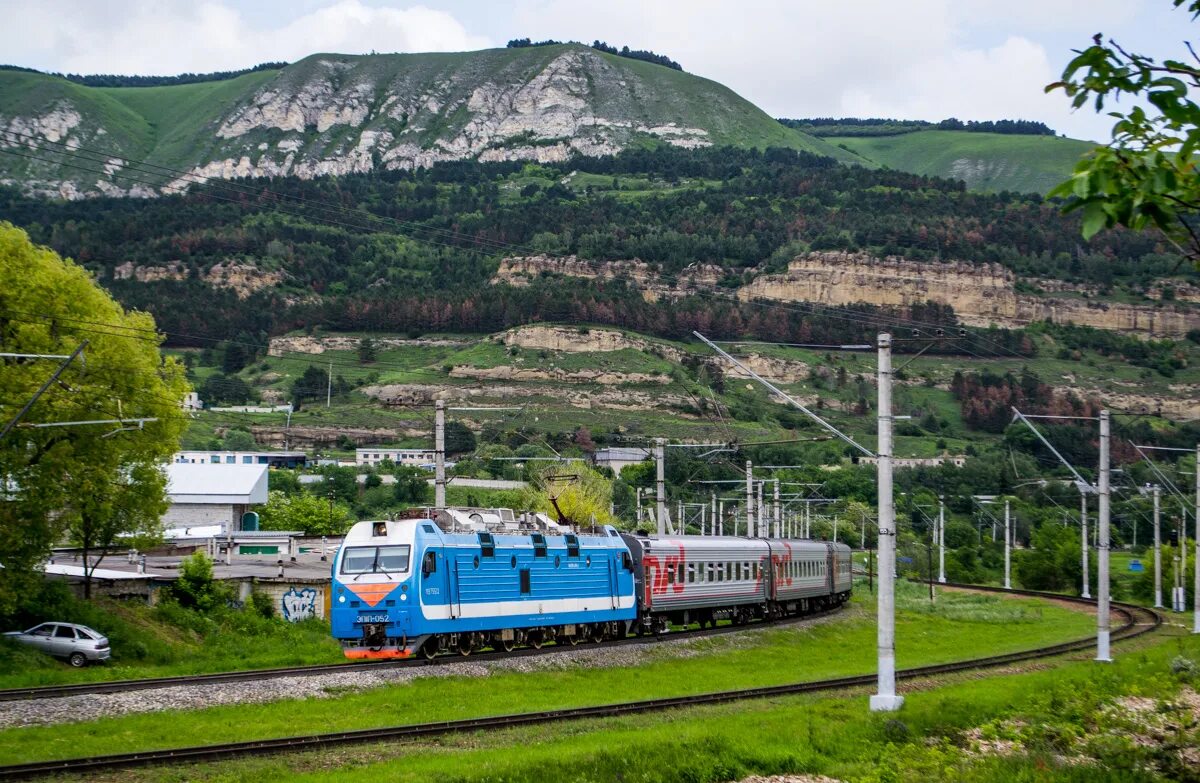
left=1047, top=0, right=1200, bottom=267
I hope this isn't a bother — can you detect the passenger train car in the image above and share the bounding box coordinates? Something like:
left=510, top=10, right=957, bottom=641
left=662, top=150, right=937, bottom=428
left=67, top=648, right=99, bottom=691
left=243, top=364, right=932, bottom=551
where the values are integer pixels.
left=621, top=534, right=852, bottom=633
left=331, top=510, right=853, bottom=659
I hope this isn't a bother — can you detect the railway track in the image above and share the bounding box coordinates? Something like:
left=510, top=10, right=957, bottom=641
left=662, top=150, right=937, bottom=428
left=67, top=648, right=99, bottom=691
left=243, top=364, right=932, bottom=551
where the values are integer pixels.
left=0, top=603, right=846, bottom=703
left=0, top=585, right=1161, bottom=780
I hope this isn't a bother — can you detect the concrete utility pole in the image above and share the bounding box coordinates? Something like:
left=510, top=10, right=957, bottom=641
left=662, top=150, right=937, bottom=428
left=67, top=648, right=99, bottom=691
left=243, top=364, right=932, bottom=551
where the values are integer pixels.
left=1194, top=444, right=1199, bottom=634
left=1181, top=497, right=1189, bottom=612
left=745, top=460, right=755, bottom=538
left=1081, top=492, right=1091, bottom=599
left=1097, top=409, right=1112, bottom=662
left=718, top=500, right=725, bottom=536
left=326, top=362, right=333, bottom=407
left=656, top=439, right=667, bottom=535
left=1004, top=498, right=1012, bottom=590
left=434, top=399, right=446, bottom=510
left=870, top=333, right=902, bottom=712
left=636, top=487, right=643, bottom=527
left=1154, top=485, right=1163, bottom=609
left=938, top=495, right=946, bottom=584
left=711, top=493, right=717, bottom=537
left=757, top=481, right=765, bottom=538
left=774, top=480, right=781, bottom=538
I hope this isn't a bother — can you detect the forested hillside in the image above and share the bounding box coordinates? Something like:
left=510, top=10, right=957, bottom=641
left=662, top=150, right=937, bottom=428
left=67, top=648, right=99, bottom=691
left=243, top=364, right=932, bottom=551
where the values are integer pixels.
left=2, top=145, right=1191, bottom=359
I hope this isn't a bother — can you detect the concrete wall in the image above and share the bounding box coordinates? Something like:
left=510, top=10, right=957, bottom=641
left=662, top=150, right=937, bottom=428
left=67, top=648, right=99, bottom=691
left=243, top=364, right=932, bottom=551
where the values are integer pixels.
left=249, top=580, right=329, bottom=622
left=162, top=503, right=247, bottom=530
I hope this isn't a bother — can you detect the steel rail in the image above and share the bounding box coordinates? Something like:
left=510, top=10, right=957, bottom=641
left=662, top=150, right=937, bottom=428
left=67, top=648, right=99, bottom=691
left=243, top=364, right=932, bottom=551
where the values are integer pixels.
left=0, top=586, right=1161, bottom=780
left=0, top=604, right=844, bottom=703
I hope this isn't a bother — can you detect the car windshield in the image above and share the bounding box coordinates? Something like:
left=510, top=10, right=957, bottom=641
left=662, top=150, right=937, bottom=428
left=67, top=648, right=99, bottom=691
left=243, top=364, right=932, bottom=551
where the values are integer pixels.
left=341, top=545, right=410, bottom=574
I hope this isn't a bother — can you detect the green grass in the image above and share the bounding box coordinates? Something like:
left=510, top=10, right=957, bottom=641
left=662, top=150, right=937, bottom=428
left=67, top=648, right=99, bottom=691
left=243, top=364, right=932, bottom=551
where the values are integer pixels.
left=828, top=130, right=1098, bottom=194
left=110, top=627, right=1197, bottom=783
left=0, top=595, right=343, bottom=691
left=0, top=583, right=1096, bottom=764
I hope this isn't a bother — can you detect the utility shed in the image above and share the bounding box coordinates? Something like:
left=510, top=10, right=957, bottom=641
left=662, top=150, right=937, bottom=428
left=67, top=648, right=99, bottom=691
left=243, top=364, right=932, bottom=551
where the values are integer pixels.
left=162, top=463, right=269, bottom=533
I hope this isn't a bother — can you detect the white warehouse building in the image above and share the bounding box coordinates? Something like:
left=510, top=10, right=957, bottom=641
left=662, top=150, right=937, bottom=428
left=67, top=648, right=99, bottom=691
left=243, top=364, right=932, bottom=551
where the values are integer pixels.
left=161, top=463, right=269, bottom=535
left=356, top=448, right=437, bottom=468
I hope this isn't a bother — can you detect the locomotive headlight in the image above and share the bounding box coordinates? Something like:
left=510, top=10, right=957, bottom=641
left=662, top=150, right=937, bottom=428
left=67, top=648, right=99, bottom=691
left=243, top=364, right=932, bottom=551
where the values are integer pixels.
left=338, top=595, right=346, bottom=603
left=400, top=594, right=407, bottom=602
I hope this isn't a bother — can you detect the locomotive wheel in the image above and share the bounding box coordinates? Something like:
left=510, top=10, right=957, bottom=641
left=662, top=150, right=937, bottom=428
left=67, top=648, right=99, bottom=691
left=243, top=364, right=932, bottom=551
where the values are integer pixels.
left=419, top=638, right=439, bottom=661
left=528, top=630, right=544, bottom=649
left=590, top=625, right=605, bottom=643
left=499, top=636, right=516, bottom=653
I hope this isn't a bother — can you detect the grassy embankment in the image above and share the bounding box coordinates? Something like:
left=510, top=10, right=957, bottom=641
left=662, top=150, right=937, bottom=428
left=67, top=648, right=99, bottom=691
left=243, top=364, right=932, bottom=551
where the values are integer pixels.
left=0, top=589, right=343, bottom=691
left=118, top=626, right=1198, bottom=783
left=0, top=582, right=1097, bottom=764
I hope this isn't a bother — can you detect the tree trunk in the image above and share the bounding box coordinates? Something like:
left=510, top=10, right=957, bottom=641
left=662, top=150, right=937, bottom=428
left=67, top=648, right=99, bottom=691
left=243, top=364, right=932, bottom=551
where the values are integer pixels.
left=81, top=517, right=92, bottom=600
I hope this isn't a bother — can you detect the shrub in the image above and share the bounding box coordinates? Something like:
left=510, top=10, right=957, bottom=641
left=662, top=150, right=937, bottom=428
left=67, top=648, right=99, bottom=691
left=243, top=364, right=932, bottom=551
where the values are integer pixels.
left=249, top=591, right=275, bottom=619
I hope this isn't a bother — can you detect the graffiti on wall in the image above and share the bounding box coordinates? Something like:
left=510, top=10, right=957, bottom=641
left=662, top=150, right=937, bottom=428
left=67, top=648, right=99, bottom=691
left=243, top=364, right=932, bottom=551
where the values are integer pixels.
left=281, top=587, right=318, bottom=622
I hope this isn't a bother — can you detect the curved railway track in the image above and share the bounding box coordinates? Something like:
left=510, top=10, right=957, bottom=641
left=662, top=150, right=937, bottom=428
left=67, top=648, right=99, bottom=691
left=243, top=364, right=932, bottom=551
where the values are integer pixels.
left=0, top=585, right=1162, bottom=780
left=0, top=602, right=847, bottom=703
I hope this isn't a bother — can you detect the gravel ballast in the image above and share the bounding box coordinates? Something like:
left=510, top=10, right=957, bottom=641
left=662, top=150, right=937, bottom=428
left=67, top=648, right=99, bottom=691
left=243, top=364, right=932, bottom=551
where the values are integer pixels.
left=0, top=614, right=842, bottom=729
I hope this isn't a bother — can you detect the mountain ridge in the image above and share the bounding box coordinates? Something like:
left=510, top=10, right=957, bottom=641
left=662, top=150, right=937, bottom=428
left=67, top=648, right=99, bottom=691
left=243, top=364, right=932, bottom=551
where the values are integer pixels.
left=0, top=44, right=859, bottom=198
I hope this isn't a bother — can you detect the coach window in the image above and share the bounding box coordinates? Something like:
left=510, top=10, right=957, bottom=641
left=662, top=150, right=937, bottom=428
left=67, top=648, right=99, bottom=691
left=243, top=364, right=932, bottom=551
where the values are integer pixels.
left=687, top=563, right=695, bottom=583
left=677, top=564, right=685, bottom=584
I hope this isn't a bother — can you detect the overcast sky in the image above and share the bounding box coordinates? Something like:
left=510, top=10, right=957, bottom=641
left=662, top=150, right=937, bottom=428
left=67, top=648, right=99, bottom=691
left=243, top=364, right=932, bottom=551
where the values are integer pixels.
left=0, top=0, right=1186, bottom=141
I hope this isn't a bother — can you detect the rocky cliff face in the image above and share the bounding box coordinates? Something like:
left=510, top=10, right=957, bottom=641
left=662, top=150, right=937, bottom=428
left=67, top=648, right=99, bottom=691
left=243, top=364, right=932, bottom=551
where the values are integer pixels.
left=498, top=252, right=1200, bottom=338
left=741, top=253, right=1199, bottom=337
left=493, top=255, right=726, bottom=302
left=1, top=46, right=835, bottom=198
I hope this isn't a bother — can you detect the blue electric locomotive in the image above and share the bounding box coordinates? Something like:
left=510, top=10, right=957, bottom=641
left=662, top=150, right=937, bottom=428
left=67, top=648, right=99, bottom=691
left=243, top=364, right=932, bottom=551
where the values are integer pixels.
left=331, top=514, right=637, bottom=659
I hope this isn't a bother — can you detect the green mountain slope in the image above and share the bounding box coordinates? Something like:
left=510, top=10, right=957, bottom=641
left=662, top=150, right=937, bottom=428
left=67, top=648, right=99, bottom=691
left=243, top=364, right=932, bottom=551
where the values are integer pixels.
left=826, top=130, right=1097, bottom=193
left=0, top=45, right=854, bottom=197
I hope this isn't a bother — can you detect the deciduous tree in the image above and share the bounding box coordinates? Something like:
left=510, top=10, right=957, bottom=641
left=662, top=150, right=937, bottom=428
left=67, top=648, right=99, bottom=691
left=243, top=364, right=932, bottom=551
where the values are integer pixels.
left=0, top=223, right=188, bottom=607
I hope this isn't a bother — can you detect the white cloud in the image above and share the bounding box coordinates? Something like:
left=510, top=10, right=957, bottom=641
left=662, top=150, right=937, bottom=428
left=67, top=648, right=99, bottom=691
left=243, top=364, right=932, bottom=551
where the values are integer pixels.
left=1, top=0, right=491, bottom=75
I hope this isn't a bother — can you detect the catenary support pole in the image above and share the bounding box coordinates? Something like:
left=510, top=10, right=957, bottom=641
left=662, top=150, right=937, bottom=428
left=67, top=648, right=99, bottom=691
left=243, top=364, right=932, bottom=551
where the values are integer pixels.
left=1097, top=409, right=1112, bottom=662
left=711, top=492, right=717, bottom=537
left=719, top=500, right=725, bottom=536
left=774, top=480, right=781, bottom=538
left=1004, top=498, right=1012, bottom=590
left=326, top=362, right=332, bottom=407
left=938, top=495, right=946, bottom=583
left=434, top=399, right=446, bottom=510
left=1194, top=444, right=1199, bottom=633
left=656, top=439, right=667, bottom=535
left=758, top=481, right=765, bottom=538
left=745, top=460, right=755, bottom=538
left=870, top=333, right=903, bottom=712
left=1081, top=491, right=1091, bottom=599
left=1154, top=485, right=1163, bottom=609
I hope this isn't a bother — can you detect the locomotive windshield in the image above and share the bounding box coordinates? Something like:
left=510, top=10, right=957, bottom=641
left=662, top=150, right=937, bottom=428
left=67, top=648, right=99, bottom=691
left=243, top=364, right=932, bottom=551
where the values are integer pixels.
left=341, top=545, right=411, bottom=574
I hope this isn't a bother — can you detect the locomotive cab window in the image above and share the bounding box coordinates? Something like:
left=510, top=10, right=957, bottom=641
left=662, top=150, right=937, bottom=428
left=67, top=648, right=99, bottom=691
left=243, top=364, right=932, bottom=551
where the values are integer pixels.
left=341, top=545, right=411, bottom=575
left=422, top=550, right=437, bottom=576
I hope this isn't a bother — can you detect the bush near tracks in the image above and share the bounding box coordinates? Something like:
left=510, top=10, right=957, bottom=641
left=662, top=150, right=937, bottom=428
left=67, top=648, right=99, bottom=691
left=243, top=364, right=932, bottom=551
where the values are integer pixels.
left=0, top=569, right=342, bottom=688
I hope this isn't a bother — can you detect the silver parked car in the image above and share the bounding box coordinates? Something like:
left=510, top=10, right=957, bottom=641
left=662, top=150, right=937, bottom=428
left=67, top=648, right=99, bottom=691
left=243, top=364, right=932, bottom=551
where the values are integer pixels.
left=3, top=623, right=111, bottom=667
